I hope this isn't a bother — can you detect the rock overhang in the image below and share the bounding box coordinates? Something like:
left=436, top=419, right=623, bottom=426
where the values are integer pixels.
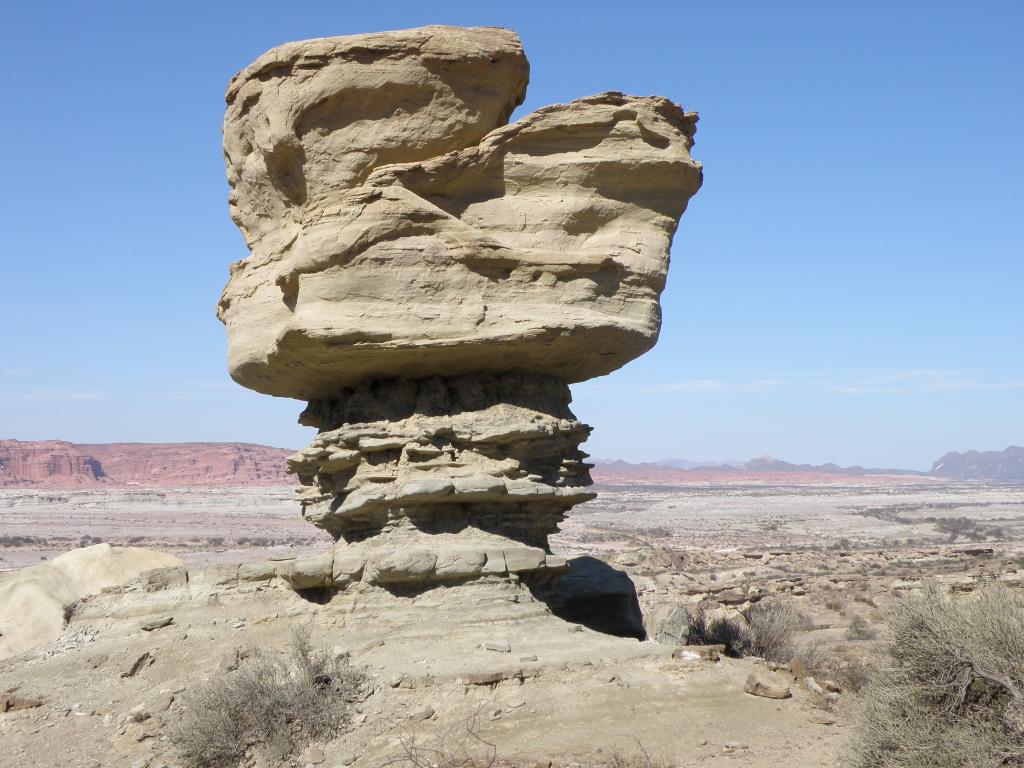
left=217, top=26, right=701, bottom=400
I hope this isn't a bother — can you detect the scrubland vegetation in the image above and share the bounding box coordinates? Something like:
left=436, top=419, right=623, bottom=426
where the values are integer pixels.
left=169, top=629, right=367, bottom=768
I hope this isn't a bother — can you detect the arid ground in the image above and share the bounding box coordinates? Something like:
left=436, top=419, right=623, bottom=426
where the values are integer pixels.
left=2, top=477, right=1023, bottom=767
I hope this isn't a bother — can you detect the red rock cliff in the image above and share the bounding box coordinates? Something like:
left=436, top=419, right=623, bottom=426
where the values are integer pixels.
left=0, top=440, right=294, bottom=488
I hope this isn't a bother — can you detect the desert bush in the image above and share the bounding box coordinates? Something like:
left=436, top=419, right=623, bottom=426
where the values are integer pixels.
left=169, top=628, right=368, bottom=768
left=847, top=582, right=1024, bottom=768
left=685, top=605, right=746, bottom=655
left=795, top=641, right=873, bottom=693
left=831, top=657, right=872, bottom=693
left=845, top=615, right=876, bottom=641
left=745, top=598, right=804, bottom=662
left=687, top=599, right=803, bottom=662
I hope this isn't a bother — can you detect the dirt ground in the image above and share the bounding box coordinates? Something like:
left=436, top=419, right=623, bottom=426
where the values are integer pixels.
left=3, top=479, right=1022, bottom=571
left=2, top=477, right=1022, bottom=767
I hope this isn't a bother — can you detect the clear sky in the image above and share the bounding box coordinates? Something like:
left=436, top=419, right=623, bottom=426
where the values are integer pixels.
left=1, top=1, right=1021, bottom=470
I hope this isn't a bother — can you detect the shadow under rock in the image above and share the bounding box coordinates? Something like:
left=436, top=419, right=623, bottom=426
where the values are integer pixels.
left=530, top=555, right=647, bottom=640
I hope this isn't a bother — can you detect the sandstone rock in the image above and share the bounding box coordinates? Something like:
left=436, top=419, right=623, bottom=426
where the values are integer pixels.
left=219, top=25, right=699, bottom=400
left=215, top=25, right=700, bottom=592
left=650, top=603, right=698, bottom=646
left=121, top=651, right=155, bottom=679
left=221, top=102, right=699, bottom=398
left=368, top=550, right=437, bottom=584
left=238, top=561, right=276, bottom=582
left=0, top=544, right=183, bottom=660
left=139, top=616, right=173, bottom=632
left=744, top=670, right=793, bottom=699
left=217, top=648, right=239, bottom=673
left=136, top=566, right=188, bottom=592
left=331, top=555, right=365, bottom=585
left=503, top=548, right=547, bottom=574
left=434, top=549, right=487, bottom=579
left=672, top=644, right=724, bottom=662
left=277, top=554, right=334, bottom=589
left=408, top=704, right=435, bottom=720
left=0, top=692, right=45, bottom=712
left=804, top=676, right=825, bottom=695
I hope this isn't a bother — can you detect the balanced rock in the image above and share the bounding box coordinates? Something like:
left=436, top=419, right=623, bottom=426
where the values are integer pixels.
left=217, top=26, right=701, bottom=590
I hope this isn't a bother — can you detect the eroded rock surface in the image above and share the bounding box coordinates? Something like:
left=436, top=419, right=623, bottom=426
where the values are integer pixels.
left=218, top=26, right=701, bottom=398
left=0, top=544, right=183, bottom=659
left=217, top=25, right=701, bottom=589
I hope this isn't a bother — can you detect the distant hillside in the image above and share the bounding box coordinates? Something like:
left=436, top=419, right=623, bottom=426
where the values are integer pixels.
left=0, top=440, right=295, bottom=488
left=931, top=446, right=1024, bottom=480
left=593, top=454, right=924, bottom=480
left=742, top=455, right=924, bottom=476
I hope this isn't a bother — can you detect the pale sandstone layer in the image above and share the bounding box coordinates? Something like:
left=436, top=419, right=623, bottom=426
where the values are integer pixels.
left=0, top=544, right=182, bottom=658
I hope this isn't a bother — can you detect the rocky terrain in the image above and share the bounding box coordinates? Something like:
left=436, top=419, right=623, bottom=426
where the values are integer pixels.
left=0, top=544, right=856, bottom=768
left=0, top=441, right=294, bottom=488
left=2, top=477, right=1023, bottom=767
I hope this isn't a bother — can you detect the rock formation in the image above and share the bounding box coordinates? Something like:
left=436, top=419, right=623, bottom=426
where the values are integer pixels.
left=217, top=26, right=701, bottom=589
left=0, top=440, right=294, bottom=488
left=0, top=543, right=183, bottom=659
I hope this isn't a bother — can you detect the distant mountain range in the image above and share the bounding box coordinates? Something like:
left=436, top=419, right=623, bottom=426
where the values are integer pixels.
left=594, top=446, right=1024, bottom=481
left=1, top=440, right=1021, bottom=488
left=931, top=445, right=1024, bottom=480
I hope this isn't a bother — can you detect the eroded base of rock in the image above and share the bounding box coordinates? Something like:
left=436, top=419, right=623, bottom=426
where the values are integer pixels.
left=285, top=373, right=594, bottom=587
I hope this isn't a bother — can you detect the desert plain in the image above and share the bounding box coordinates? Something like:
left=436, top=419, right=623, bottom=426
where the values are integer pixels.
left=2, top=469, right=1023, bottom=767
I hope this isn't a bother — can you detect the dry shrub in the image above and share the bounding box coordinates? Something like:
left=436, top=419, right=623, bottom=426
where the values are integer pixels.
left=685, top=605, right=746, bottom=655
left=169, top=628, right=368, bottom=768
left=794, top=641, right=872, bottom=693
left=745, top=598, right=804, bottom=662
left=687, top=598, right=804, bottom=663
left=383, top=712, right=497, bottom=768
left=847, top=582, right=1024, bottom=767
left=845, top=615, right=877, bottom=641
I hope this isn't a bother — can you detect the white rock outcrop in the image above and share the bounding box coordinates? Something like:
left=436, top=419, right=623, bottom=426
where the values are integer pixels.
left=0, top=544, right=183, bottom=658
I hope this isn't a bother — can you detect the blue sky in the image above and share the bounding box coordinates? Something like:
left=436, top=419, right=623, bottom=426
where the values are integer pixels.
left=1, top=1, right=1021, bottom=470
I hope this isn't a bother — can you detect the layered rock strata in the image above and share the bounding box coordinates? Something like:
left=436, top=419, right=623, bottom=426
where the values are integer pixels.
left=283, top=373, right=591, bottom=585
left=217, top=25, right=702, bottom=590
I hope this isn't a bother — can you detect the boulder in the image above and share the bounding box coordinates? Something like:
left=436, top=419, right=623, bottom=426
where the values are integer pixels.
left=744, top=670, right=793, bottom=699
left=0, top=545, right=183, bottom=660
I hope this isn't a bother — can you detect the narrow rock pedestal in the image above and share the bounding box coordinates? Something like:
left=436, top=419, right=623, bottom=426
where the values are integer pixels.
left=286, top=373, right=592, bottom=587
